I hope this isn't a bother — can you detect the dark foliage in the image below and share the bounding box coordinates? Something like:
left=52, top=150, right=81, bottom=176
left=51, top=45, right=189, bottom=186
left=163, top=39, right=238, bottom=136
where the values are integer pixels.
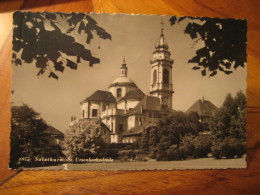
left=10, top=104, right=50, bottom=168
left=211, top=91, right=246, bottom=140
left=12, top=12, right=111, bottom=79
left=211, top=137, right=245, bottom=159
left=138, top=111, right=205, bottom=161
left=170, top=16, right=247, bottom=77
left=211, top=91, right=246, bottom=159
left=105, top=143, right=140, bottom=160
left=138, top=91, right=246, bottom=161
left=192, top=134, right=212, bottom=158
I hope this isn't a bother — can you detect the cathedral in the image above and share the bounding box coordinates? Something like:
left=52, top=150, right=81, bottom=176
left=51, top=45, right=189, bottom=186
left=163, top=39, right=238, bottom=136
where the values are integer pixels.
left=78, top=23, right=174, bottom=143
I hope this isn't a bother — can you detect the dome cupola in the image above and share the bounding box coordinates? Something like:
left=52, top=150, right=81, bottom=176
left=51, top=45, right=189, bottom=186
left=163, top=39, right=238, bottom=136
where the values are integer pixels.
left=108, top=57, right=138, bottom=99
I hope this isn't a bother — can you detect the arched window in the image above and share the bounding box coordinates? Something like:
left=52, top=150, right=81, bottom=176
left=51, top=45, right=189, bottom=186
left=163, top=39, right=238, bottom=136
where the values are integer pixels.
left=153, top=69, right=157, bottom=84
left=163, top=69, right=169, bottom=84
left=117, top=88, right=122, bottom=98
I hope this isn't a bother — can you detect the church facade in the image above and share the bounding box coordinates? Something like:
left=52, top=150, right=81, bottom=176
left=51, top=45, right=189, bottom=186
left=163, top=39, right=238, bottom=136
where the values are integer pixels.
left=78, top=24, right=174, bottom=143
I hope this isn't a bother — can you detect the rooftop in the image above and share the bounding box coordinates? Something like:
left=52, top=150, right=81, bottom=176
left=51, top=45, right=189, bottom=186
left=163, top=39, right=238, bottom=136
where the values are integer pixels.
left=186, top=98, right=218, bottom=117
left=122, top=124, right=153, bottom=136
left=82, top=90, right=116, bottom=103
left=127, top=95, right=161, bottom=115
left=45, top=126, right=64, bottom=136
left=118, top=88, right=145, bottom=102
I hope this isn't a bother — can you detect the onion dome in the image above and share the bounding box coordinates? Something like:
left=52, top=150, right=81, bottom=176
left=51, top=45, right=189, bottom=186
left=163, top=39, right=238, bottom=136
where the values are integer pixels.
left=155, top=20, right=169, bottom=50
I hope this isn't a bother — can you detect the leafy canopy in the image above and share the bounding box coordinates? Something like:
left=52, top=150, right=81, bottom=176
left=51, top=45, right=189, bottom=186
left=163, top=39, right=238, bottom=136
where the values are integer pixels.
left=138, top=111, right=204, bottom=158
left=10, top=104, right=49, bottom=167
left=12, top=12, right=111, bottom=79
left=62, top=119, right=109, bottom=161
left=170, top=16, right=247, bottom=77
left=211, top=90, right=246, bottom=140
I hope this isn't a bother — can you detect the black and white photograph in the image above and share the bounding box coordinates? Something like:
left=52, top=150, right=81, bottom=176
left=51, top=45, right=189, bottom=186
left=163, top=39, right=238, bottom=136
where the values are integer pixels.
left=10, top=12, right=247, bottom=170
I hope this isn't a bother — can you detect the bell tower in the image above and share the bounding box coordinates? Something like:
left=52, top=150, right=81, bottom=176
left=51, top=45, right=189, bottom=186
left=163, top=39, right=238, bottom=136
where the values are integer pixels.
left=149, top=20, right=174, bottom=109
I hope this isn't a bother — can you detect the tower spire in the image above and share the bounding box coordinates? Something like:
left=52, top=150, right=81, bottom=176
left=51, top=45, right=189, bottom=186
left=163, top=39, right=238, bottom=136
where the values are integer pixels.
left=123, top=56, right=126, bottom=64
left=150, top=20, right=174, bottom=109
left=120, top=56, right=128, bottom=77
left=155, top=19, right=169, bottom=50
left=160, top=19, right=164, bottom=35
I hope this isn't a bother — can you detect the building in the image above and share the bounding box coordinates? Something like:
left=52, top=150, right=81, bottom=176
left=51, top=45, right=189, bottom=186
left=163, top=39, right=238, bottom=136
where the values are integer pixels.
left=45, top=126, right=64, bottom=145
left=77, top=22, right=174, bottom=143
left=186, top=97, right=218, bottom=122
left=45, top=126, right=64, bottom=156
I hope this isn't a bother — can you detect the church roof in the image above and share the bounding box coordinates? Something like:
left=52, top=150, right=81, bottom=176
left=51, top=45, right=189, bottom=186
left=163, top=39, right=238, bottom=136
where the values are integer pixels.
left=82, top=90, right=116, bottom=103
left=186, top=98, right=218, bottom=117
left=45, top=126, right=64, bottom=136
left=118, top=88, right=145, bottom=102
left=127, top=95, right=161, bottom=115
left=109, top=76, right=137, bottom=88
left=111, top=76, right=135, bottom=84
left=122, top=124, right=152, bottom=137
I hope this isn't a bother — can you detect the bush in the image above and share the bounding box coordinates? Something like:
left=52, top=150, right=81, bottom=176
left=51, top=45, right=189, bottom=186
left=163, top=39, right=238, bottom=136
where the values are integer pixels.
left=211, top=137, right=245, bottom=159
left=181, top=140, right=195, bottom=157
left=155, top=147, right=187, bottom=161
left=177, top=146, right=188, bottom=160
left=180, top=134, right=212, bottom=159
left=211, top=144, right=222, bottom=159
left=192, top=134, right=212, bottom=158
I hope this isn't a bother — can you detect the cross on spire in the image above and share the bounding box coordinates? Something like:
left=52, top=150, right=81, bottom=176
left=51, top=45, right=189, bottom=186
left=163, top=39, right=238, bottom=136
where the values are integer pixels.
left=123, top=56, right=126, bottom=64
left=160, top=19, right=164, bottom=35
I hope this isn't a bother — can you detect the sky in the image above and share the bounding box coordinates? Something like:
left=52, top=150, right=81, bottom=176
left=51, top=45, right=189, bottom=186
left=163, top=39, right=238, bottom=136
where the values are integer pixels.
left=12, top=13, right=247, bottom=132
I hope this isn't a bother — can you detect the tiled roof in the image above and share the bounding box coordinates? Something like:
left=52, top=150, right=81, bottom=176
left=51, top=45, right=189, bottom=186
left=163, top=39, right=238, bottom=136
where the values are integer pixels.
left=127, top=95, right=161, bottom=115
left=82, top=90, right=116, bottom=103
left=45, top=126, right=64, bottom=136
left=186, top=99, right=218, bottom=117
left=118, top=88, right=145, bottom=102
left=122, top=124, right=152, bottom=136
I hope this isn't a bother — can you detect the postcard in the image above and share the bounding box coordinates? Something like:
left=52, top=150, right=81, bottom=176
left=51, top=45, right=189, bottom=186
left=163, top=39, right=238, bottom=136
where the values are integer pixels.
left=10, top=12, right=247, bottom=170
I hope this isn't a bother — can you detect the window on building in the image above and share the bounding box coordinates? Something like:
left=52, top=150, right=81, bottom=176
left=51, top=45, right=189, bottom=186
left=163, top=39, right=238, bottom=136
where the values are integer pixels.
left=92, top=109, right=98, bottom=117
left=119, top=124, right=123, bottom=132
left=117, top=88, right=122, bottom=98
left=163, top=69, right=169, bottom=84
left=82, top=110, right=85, bottom=118
left=102, top=104, right=106, bottom=111
left=148, top=112, right=152, bottom=118
left=154, top=113, right=161, bottom=118
left=153, top=69, right=157, bottom=84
